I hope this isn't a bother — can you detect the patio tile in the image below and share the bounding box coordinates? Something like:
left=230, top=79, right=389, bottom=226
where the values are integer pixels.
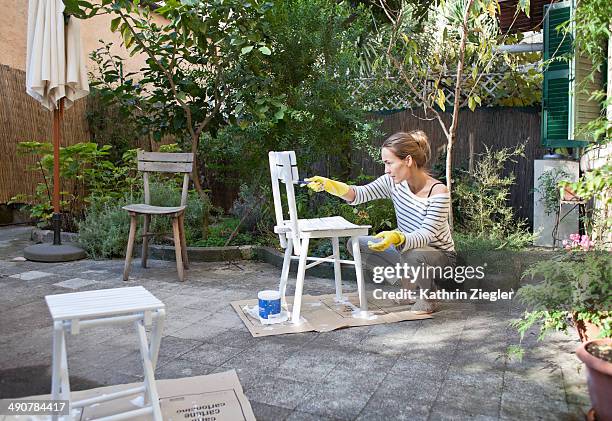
left=9, top=270, right=52, bottom=280
left=250, top=401, right=293, bottom=421
left=53, top=278, right=99, bottom=289
left=244, top=375, right=315, bottom=410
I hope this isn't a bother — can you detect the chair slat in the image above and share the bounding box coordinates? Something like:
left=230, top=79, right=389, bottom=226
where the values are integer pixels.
left=137, top=151, right=194, bottom=162
left=138, top=161, right=193, bottom=173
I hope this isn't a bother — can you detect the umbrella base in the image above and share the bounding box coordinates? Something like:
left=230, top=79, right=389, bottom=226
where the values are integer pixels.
left=24, top=243, right=87, bottom=263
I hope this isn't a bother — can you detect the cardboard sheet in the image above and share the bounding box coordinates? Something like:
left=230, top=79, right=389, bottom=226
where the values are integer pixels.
left=2, top=370, right=255, bottom=421
left=231, top=293, right=433, bottom=337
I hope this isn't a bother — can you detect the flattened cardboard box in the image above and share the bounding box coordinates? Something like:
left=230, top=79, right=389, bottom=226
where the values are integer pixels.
left=231, top=293, right=432, bottom=337
left=2, top=370, right=255, bottom=421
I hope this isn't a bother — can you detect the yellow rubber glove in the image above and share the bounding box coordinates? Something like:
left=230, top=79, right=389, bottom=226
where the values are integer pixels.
left=305, top=176, right=350, bottom=198
left=368, top=230, right=406, bottom=251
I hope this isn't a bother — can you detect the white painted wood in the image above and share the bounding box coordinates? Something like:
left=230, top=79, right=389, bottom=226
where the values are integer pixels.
left=73, top=386, right=146, bottom=408
left=46, top=287, right=165, bottom=421
left=291, top=236, right=310, bottom=324
left=332, top=237, right=342, bottom=301
left=352, top=236, right=369, bottom=314
left=269, top=150, right=371, bottom=322
left=278, top=238, right=293, bottom=308
left=46, top=286, right=164, bottom=320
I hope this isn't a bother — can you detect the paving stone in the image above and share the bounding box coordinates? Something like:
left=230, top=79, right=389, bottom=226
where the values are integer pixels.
left=180, top=342, right=246, bottom=366
left=250, top=401, right=293, bottom=421
left=295, top=379, right=374, bottom=420
left=53, top=277, right=98, bottom=289
left=9, top=270, right=52, bottom=280
left=154, top=357, right=216, bottom=380
left=244, top=376, right=315, bottom=410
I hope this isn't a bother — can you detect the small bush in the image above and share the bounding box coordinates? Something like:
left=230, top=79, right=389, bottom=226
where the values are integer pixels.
left=78, top=181, right=206, bottom=258
left=77, top=195, right=133, bottom=259
left=453, top=144, right=536, bottom=250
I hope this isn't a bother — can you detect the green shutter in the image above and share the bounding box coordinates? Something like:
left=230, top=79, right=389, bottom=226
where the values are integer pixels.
left=542, top=2, right=588, bottom=148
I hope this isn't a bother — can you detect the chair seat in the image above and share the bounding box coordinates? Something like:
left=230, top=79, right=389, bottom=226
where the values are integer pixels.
left=275, top=216, right=370, bottom=233
left=123, top=204, right=186, bottom=215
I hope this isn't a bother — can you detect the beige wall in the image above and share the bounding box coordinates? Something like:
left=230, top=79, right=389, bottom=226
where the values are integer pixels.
left=0, top=0, right=167, bottom=74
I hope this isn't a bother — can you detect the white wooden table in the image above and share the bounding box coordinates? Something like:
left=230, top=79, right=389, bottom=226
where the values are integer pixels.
left=45, top=286, right=166, bottom=421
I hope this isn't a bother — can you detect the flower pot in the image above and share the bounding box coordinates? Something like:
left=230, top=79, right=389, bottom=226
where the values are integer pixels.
left=574, top=315, right=603, bottom=343
left=576, top=339, right=612, bottom=421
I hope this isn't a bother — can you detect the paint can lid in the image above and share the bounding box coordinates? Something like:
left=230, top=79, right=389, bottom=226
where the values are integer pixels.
left=258, top=290, right=280, bottom=300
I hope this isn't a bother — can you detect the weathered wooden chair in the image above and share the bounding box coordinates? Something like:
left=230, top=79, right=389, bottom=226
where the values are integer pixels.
left=123, top=151, right=193, bottom=282
left=269, top=151, right=371, bottom=324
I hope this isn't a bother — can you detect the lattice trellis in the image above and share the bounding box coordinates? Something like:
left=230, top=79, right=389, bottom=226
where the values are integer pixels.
left=352, top=73, right=509, bottom=111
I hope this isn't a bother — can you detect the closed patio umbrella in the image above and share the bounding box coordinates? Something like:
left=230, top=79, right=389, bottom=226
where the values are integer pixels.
left=24, top=0, right=89, bottom=262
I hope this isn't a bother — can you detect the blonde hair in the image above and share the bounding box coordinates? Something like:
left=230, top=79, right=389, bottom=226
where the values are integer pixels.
left=382, top=130, right=431, bottom=168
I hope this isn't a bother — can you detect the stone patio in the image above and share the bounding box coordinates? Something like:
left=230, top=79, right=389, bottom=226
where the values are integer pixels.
left=0, top=225, right=591, bottom=420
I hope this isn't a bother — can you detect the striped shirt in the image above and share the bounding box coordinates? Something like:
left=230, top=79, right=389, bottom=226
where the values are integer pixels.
left=350, top=175, right=455, bottom=252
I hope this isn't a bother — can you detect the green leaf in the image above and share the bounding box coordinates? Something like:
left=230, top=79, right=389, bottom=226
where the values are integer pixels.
left=110, top=17, right=121, bottom=32
left=436, top=89, right=446, bottom=112
left=241, top=46, right=254, bottom=55
left=258, top=46, right=271, bottom=55
left=468, top=96, right=476, bottom=111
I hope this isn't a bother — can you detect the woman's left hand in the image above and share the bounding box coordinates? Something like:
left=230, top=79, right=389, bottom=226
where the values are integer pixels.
left=367, top=230, right=405, bottom=251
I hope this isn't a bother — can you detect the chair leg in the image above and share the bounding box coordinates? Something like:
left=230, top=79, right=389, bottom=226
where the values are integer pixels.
left=351, top=236, right=369, bottom=313
left=141, top=214, right=150, bottom=268
left=172, top=217, right=185, bottom=282
left=51, top=322, right=62, bottom=421
left=136, top=320, right=163, bottom=421
left=278, top=238, right=293, bottom=308
left=123, top=214, right=138, bottom=281
left=178, top=213, right=189, bottom=269
left=331, top=237, right=344, bottom=302
left=291, top=236, right=310, bottom=324
left=59, top=328, right=71, bottom=403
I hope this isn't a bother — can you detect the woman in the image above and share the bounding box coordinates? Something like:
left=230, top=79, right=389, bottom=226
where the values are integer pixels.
left=306, top=130, right=455, bottom=313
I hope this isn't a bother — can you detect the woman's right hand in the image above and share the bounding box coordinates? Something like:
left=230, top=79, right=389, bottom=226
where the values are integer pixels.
left=305, top=176, right=350, bottom=198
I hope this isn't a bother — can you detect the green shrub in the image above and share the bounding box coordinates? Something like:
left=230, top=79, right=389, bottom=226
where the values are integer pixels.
left=78, top=181, right=206, bottom=258
left=453, top=144, right=536, bottom=250
left=77, top=195, right=133, bottom=259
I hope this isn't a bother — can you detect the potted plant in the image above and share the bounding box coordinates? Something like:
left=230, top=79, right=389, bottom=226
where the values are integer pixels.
left=576, top=339, right=612, bottom=421
left=512, top=234, right=611, bottom=345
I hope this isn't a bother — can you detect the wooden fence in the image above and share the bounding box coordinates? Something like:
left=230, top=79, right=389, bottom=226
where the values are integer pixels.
left=0, top=65, right=90, bottom=204
left=348, top=107, right=545, bottom=226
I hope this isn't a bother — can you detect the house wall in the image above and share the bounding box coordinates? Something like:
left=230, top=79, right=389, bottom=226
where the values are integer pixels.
left=0, top=0, right=168, bottom=74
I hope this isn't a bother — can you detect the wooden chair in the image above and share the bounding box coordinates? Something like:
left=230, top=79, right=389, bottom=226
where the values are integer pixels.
left=269, top=151, right=371, bottom=324
left=123, top=151, right=193, bottom=282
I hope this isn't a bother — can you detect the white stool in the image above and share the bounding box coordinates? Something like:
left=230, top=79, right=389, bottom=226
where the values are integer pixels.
left=45, top=286, right=166, bottom=421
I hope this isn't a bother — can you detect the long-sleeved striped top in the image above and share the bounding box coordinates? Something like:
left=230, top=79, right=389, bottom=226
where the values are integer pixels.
left=350, top=175, right=455, bottom=252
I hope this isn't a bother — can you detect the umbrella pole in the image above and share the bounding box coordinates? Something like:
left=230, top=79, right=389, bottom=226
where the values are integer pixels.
left=51, top=98, right=64, bottom=246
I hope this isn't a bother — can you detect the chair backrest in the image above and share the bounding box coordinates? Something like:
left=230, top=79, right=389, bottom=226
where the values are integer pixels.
left=268, top=151, right=302, bottom=253
left=137, top=151, right=194, bottom=206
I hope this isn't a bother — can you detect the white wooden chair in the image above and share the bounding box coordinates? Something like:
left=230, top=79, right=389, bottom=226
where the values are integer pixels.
left=123, top=151, right=193, bottom=282
left=269, top=151, right=371, bottom=324
left=45, top=286, right=166, bottom=421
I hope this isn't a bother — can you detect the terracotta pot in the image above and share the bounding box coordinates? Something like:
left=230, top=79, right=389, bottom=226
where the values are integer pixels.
left=576, top=339, right=612, bottom=421
left=573, top=314, right=602, bottom=343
